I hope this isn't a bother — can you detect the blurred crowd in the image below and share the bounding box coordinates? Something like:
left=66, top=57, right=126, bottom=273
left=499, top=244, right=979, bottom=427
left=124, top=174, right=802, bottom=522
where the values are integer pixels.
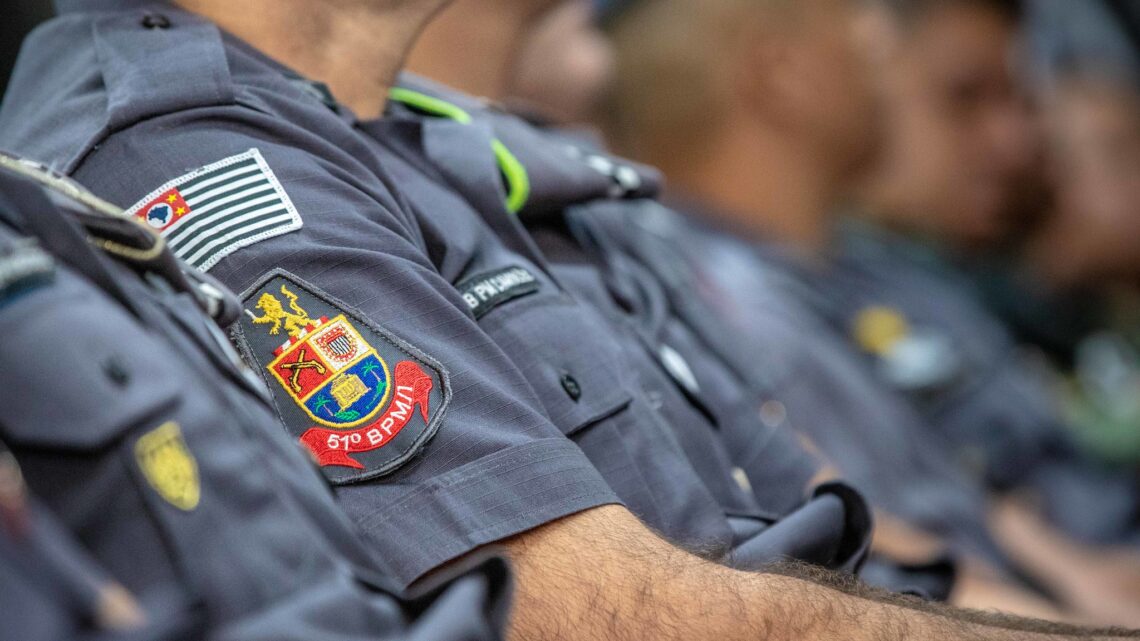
left=2, top=0, right=1140, bottom=639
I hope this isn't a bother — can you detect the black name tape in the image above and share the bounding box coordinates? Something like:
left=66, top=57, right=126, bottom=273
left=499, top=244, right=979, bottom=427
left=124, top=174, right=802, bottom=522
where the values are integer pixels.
left=457, top=266, right=541, bottom=320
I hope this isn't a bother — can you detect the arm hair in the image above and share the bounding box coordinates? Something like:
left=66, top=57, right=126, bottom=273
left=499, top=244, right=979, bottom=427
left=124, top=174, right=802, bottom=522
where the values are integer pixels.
left=504, top=505, right=1139, bottom=641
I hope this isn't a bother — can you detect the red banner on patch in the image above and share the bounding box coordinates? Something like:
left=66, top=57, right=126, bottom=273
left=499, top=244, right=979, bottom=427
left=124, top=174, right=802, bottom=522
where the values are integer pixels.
left=299, top=361, right=434, bottom=469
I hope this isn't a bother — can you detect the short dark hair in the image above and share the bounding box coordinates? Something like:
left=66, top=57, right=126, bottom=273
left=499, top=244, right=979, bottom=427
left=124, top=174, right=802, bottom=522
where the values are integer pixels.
left=880, top=0, right=1024, bottom=25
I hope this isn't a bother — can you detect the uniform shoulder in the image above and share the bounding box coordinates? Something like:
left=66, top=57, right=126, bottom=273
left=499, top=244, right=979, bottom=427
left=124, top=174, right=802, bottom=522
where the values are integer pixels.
left=0, top=6, right=287, bottom=174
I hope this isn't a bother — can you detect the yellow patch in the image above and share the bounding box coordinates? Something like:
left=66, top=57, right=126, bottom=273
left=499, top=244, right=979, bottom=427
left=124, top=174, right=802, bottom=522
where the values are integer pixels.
left=135, top=422, right=200, bottom=511
left=852, top=306, right=910, bottom=356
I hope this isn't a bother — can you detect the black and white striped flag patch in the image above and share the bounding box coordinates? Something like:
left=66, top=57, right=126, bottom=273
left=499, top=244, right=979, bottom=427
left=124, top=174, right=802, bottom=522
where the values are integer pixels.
left=125, top=149, right=302, bottom=271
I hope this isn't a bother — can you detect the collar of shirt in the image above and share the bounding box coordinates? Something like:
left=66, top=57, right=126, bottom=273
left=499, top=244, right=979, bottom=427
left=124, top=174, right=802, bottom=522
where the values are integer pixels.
left=386, top=73, right=664, bottom=219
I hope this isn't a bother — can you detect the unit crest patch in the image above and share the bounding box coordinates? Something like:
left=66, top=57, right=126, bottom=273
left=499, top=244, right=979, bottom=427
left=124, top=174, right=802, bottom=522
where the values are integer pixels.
left=235, top=272, right=449, bottom=484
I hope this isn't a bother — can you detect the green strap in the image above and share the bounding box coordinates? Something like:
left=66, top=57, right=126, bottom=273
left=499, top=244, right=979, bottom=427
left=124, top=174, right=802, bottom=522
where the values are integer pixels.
left=388, top=88, right=530, bottom=214
left=388, top=87, right=472, bottom=124
left=490, top=140, right=530, bottom=214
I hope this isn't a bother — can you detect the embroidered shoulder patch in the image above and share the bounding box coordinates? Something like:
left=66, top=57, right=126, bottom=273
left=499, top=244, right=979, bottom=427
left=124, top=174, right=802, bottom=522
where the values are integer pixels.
left=135, top=422, right=200, bottom=511
left=234, top=271, right=450, bottom=484
left=456, top=266, right=540, bottom=319
left=124, top=149, right=302, bottom=272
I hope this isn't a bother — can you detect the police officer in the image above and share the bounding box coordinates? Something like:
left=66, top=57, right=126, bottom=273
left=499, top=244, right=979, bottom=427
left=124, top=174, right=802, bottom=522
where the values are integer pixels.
left=822, top=0, right=1140, bottom=550
left=594, top=0, right=1140, bottom=624
left=3, top=0, right=869, bottom=593
left=409, top=0, right=1110, bottom=613
left=0, top=154, right=512, bottom=640
left=3, top=1, right=1138, bottom=640
left=588, top=0, right=1011, bottom=569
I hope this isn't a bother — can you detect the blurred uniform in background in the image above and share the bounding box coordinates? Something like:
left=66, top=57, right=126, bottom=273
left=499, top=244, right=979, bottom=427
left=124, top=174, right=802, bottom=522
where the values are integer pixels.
left=0, top=154, right=512, bottom=640
left=815, top=0, right=1140, bottom=574
left=969, top=0, right=1140, bottom=469
left=817, top=0, right=1140, bottom=623
left=594, top=0, right=1140, bottom=625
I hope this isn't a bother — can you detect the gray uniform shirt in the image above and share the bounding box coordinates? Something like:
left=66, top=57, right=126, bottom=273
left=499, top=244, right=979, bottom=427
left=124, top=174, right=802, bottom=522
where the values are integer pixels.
left=0, top=156, right=512, bottom=640
left=0, top=0, right=871, bottom=584
left=819, top=220, right=1140, bottom=544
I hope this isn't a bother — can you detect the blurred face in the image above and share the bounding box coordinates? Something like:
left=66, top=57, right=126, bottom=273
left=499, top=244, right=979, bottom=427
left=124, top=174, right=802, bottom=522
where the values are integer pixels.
left=1045, top=80, right=1140, bottom=282
left=784, top=0, right=889, bottom=177
left=875, top=3, right=1037, bottom=247
left=508, top=0, right=615, bottom=123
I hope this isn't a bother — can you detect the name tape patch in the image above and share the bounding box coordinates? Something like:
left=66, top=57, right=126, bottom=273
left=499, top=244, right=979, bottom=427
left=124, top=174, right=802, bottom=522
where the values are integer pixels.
left=457, top=266, right=540, bottom=320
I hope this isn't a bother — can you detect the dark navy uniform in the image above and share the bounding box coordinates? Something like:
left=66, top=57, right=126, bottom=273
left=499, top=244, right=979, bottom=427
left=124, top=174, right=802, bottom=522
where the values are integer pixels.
left=0, top=1, right=871, bottom=583
left=0, top=156, right=512, bottom=640
left=0, top=440, right=166, bottom=641
left=819, top=219, right=1140, bottom=545
left=563, top=201, right=1007, bottom=563
left=376, top=76, right=872, bottom=571
left=2, top=0, right=623, bottom=589
left=376, top=77, right=976, bottom=594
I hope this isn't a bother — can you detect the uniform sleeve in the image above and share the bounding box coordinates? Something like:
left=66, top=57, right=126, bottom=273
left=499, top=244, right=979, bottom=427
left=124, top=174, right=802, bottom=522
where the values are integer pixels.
left=71, top=107, right=620, bottom=588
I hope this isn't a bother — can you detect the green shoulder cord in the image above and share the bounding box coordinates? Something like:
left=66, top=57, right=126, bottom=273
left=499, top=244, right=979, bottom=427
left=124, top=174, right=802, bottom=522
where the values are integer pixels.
left=388, top=88, right=531, bottom=215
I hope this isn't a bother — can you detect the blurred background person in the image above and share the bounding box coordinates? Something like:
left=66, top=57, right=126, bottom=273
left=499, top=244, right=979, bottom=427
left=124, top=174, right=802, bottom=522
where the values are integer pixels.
left=820, top=0, right=1140, bottom=557
left=506, top=0, right=615, bottom=125
left=589, top=0, right=1140, bottom=625
left=971, top=0, right=1140, bottom=471
left=817, top=0, right=1140, bottom=622
left=411, top=0, right=1064, bottom=615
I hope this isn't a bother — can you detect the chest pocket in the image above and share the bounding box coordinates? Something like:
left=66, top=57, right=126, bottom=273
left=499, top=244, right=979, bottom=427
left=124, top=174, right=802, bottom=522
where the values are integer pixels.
left=0, top=270, right=342, bottom=621
left=478, top=292, right=633, bottom=436
left=0, top=271, right=196, bottom=605
left=0, top=274, right=180, bottom=450
left=480, top=290, right=749, bottom=554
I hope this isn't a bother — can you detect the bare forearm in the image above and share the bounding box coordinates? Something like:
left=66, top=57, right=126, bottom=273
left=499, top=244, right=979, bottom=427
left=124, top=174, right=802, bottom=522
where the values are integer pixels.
left=504, top=506, right=1139, bottom=641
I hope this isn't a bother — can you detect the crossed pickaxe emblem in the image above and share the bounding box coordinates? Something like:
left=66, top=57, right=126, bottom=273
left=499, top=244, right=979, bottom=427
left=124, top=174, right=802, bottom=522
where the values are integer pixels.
left=280, top=348, right=327, bottom=393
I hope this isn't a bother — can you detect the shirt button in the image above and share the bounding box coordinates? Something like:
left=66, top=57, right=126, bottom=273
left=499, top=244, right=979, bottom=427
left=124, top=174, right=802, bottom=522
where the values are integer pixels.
left=141, top=13, right=172, bottom=30
left=758, top=400, right=787, bottom=428
left=659, top=343, right=700, bottom=395
left=560, top=373, right=582, bottom=402
left=103, top=356, right=132, bottom=387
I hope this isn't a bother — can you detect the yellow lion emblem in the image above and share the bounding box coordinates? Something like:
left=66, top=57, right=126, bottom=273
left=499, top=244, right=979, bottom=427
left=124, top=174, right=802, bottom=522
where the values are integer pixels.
left=247, top=285, right=313, bottom=338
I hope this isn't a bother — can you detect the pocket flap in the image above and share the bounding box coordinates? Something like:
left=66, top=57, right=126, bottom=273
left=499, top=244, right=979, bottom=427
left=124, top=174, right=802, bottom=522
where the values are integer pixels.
left=481, top=297, right=632, bottom=436
left=0, top=274, right=179, bottom=450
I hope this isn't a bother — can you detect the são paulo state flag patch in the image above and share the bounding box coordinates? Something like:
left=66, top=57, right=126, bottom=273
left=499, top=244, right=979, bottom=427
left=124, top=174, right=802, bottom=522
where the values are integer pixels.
left=125, top=149, right=302, bottom=271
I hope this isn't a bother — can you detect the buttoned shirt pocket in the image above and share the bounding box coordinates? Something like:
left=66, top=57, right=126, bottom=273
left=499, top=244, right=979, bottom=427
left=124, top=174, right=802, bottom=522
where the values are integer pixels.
left=0, top=277, right=180, bottom=451
left=474, top=293, right=743, bottom=550
left=0, top=270, right=199, bottom=608
left=476, top=293, right=633, bottom=437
